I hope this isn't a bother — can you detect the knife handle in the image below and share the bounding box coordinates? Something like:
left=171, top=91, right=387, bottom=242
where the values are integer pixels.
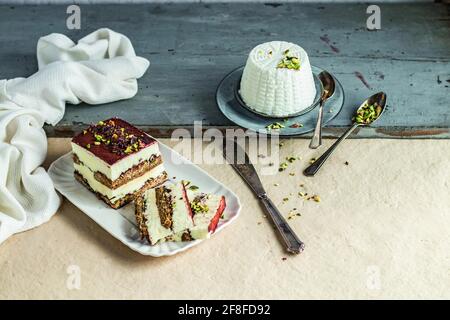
left=259, top=194, right=305, bottom=254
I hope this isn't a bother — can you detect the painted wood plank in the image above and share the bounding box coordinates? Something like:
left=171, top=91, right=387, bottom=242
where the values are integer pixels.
left=0, top=3, right=448, bottom=138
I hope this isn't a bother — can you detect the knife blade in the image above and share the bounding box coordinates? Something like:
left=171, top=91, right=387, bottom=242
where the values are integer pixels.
left=223, top=139, right=305, bottom=254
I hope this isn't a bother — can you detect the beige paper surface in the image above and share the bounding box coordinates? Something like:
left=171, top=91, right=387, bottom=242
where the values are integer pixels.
left=1, top=138, right=449, bottom=299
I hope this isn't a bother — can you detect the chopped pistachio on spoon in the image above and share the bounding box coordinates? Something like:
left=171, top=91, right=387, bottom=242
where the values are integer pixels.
left=353, top=102, right=383, bottom=124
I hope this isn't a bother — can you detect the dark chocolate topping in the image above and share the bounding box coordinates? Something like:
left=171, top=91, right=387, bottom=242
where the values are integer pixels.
left=72, top=118, right=156, bottom=165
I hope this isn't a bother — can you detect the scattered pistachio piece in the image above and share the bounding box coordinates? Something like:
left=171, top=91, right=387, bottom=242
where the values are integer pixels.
left=287, top=210, right=301, bottom=220
left=309, top=158, right=316, bottom=164
left=313, top=195, right=321, bottom=202
left=274, top=183, right=280, bottom=187
left=282, top=197, right=289, bottom=202
left=266, top=122, right=285, bottom=131
left=286, top=156, right=296, bottom=163
left=188, top=185, right=199, bottom=191
left=289, top=172, right=295, bottom=176
left=279, top=162, right=288, bottom=172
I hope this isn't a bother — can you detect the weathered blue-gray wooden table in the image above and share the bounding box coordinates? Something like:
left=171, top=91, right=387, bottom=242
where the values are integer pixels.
left=0, top=3, right=449, bottom=138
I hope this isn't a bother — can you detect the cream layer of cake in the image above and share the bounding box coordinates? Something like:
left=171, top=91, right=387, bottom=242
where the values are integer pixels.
left=72, top=142, right=160, bottom=181
left=74, top=162, right=166, bottom=203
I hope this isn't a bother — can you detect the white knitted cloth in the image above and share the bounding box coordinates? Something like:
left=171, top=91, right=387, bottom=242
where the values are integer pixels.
left=0, top=28, right=149, bottom=244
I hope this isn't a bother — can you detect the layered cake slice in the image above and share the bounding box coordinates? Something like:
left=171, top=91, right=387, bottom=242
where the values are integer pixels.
left=71, top=118, right=168, bottom=209
left=135, top=182, right=194, bottom=245
left=135, top=181, right=227, bottom=245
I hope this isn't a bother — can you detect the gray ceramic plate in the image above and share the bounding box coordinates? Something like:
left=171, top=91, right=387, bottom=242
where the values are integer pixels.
left=216, top=65, right=345, bottom=136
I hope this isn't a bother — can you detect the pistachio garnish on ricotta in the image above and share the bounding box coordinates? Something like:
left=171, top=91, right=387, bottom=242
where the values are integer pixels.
left=277, top=49, right=301, bottom=70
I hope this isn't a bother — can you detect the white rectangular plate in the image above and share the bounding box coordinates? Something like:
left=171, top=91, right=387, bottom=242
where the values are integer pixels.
left=48, top=142, right=241, bottom=257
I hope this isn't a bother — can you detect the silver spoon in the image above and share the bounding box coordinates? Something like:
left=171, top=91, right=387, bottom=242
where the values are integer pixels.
left=309, top=71, right=336, bottom=149
left=304, top=92, right=387, bottom=177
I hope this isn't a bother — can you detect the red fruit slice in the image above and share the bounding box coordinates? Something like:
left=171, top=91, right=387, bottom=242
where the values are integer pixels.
left=208, top=196, right=226, bottom=233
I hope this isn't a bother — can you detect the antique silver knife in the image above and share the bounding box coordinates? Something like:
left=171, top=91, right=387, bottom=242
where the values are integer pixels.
left=223, top=139, right=305, bottom=254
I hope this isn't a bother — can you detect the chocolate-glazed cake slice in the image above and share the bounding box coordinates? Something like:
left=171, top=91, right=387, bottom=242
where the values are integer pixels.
left=71, top=118, right=167, bottom=209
